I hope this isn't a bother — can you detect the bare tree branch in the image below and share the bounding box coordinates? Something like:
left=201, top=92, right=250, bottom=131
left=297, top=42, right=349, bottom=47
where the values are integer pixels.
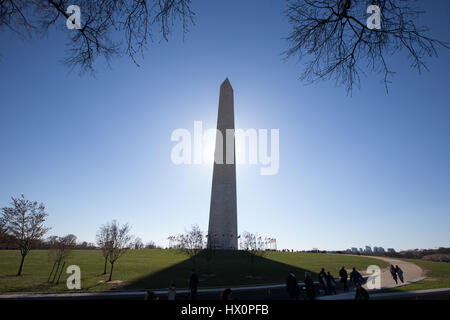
left=0, top=0, right=195, bottom=73
left=285, top=0, right=450, bottom=94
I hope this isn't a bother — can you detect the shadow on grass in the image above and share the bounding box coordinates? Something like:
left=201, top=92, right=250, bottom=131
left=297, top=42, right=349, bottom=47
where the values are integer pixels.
left=122, top=250, right=319, bottom=292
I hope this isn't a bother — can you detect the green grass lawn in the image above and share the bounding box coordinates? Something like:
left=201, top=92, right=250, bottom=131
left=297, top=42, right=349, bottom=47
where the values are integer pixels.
left=390, top=259, right=450, bottom=292
left=0, top=249, right=388, bottom=294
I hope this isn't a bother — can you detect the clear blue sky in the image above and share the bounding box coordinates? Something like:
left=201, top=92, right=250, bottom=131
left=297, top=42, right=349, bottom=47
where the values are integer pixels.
left=1, top=0, right=449, bottom=251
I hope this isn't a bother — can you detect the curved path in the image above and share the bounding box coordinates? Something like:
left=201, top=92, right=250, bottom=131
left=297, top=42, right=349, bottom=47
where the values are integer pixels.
left=317, top=255, right=426, bottom=300
left=367, top=256, right=425, bottom=289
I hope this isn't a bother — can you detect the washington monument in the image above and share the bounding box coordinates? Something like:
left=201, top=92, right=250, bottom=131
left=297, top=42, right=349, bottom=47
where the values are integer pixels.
left=207, top=78, right=238, bottom=250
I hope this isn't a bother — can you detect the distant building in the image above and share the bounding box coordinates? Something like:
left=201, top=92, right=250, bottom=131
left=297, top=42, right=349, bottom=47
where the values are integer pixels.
left=359, top=248, right=364, bottom=253
left=365, top=246, right=372, bottom=253
left=387, top=248, right=396, bottom=253
left=351, top=247, right=358, bottom=253
left=373, top=246, right=385, bottom=253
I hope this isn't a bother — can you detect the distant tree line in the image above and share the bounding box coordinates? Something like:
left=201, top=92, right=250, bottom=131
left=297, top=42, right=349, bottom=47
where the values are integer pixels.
left=381, top=247, right=450, bottom=262
left=330, top=247, right=450, bottom=262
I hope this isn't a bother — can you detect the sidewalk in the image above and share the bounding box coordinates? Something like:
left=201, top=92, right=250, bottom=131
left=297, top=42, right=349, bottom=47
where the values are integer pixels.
left=318, top=287, right=450, bottom=300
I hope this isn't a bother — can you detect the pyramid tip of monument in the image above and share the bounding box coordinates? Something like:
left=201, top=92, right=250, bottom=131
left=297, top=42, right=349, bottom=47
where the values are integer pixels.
left=221, top=77, right=233, bottom=89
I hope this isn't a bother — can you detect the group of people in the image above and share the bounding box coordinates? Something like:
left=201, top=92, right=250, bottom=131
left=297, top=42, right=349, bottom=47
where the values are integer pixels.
left=286, top=271, right=314, bottom=300
left=390, top=264, right=404, bottom=284
left=318, top=268, right=337, bottom=295
left=148, top=264, right=406, bottom=301
left=286, top=266, right=370, bottom=300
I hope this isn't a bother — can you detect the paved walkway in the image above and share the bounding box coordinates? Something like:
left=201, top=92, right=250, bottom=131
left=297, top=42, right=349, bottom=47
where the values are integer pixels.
left=318, top=256, right=425, bottom=300
left=367, top=256, right=424, bottom=289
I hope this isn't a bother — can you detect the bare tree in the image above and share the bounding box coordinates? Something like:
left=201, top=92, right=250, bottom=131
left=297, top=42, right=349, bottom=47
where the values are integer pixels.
left=241, top=231, right=267, bottom=277
left=0, top=0, right=195, bottom=72
left=1, top=195, right=50, bottom=276
left=133, top=237, right=144, bottom=249
left=102, top=220, right=133, bottom=281
left=145, top=240, right=157, bottom=249
left=47, top=234, right=77, bottom=284
left=285, top=0, right=450, bottom=93
left=177, top=224, right=204, bottom=269
left=96, top=223, right=112, bottom=275
left=0, top=215, right=6, bottom=242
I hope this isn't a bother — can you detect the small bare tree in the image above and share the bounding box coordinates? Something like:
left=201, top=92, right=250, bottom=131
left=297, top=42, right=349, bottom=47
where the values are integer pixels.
left=145, top=240, right=157, bottom=249
left=133, top=237, right=144, bottom=249
left=1, top=195, right=50, bottom=276
left=241, top=232, right=267, bottom=277
left=285, top=0, right=450, bottom=93
left=0, top=215, right=6, bottom=242
left=103, top=220, right=133, bottom=282
left=177, top=224, right=204, bottom=270
left=96, top=224, right=113, bottom=275
left=47, top=234, right=77, bottom=284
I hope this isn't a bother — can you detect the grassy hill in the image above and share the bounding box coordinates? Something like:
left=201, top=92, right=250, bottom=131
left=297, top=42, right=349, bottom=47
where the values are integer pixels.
left=0, top=249, right=388, bottom=294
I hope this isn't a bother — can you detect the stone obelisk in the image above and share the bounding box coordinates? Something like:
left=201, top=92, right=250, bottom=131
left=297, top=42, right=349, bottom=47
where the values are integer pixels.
left=207, top=78, right=238, bottom=250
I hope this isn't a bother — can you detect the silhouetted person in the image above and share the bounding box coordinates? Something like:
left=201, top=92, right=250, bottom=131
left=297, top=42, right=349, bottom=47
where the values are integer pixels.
left=390, top=265, right=398, bottom=284
left=286, top=271, right=300, bottom=300
left=354, top=282, right=369, bottom=301
left=326, top=272, right=337, bottom=295
left=221, top=288, right=232, bottom=300
left=339, top=266, right=349, bottom=291
left=145, top=290, right=158, bottom=301
left=189, top=269, right=199, bottom=300
left=304, top=272, right=315, bottom=300
left=350, top=268, right=363, bottom=287
left=168, top=281, right=176, bottom=300
left=318, top=268, right=328, bottom=294
left=395, top=265, right=404, bottom=283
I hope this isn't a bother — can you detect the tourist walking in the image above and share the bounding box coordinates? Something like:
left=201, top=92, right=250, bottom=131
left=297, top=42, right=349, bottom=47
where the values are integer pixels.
left=304, top=272, right=315, bottom=300
left=390, top=265, right=398, bottom=284
left=189, top=269, right=199, bottom=300
left=221, top=288, right=232, bottom=300
left=395, top=265, right=404, bottom=283
left=286, top=271, right=300, bottom=300
left=145, top=290, right=158, bottom=301
left=168, top=282, right=176, bottom=300
left=350, top=267, right=363, bottom=287
left=318, top=268, right=328, bottom=294
left=354, top=282, right=370, bottom=301
left=326, top=272, right=337, bottom=295
left=339, top=266, right=348, bottom=291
